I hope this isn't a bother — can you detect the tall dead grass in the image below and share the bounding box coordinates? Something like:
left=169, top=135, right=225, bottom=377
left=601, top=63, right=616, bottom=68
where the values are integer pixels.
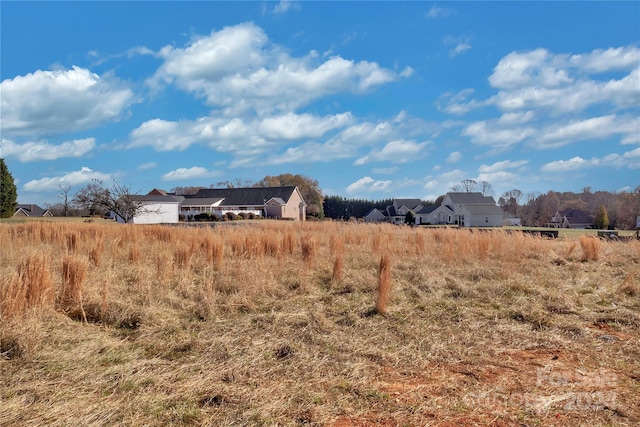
left=580, top=235, right=601, bottom=261
left=376, top=254, right=392, bottom=314
left=0, top=252, right=54, bottom=319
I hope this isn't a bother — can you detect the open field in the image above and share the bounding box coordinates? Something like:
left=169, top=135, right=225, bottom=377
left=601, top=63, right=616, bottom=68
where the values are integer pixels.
left=1, top=221, right=639, bottom=426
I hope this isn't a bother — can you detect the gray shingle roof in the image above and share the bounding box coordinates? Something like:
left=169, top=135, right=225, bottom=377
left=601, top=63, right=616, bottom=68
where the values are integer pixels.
left=393, top=198, right=422, bottom=210
left=15, top=204, right=50, bottom=216
left=460, top=204, right=504, bottom=215
left=446, top=192, right=496, bottom=204
left=415, top=204, right=439, bottom=214
left=188, top=186, right=301, bottom=206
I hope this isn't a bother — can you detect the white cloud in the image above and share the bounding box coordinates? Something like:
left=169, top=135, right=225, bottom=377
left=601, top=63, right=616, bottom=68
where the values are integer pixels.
left=534, top=114, right=638, bottom=149
left=427, top=4, right=456, bottom=18
left=1, top=66, right=135, bottom=136
left=273, top=0, right=300, bottom=14
left=149, top=22, right=407, bottom=114
left=129, top=111, right=353, bottom=159
left=22, top=167, right=111, bottom=192
left=450, top=44, right=471, bottom=58
left=446, top=151, right=462, bottom=163
left=373, top=167, right=398, bottom=174
left=345, top=176, right=392, bottom=194
left=258, top=112, right=352, bottom=140
left=478, top=159, right=528, bottom=174
left=161, top=166, right=221, bottom=181
left=137, top=162, right=157, bottom=170
left=354, top=139, right=430, bottom=165
left=571, top=46, right=640, bottom=73
left=462, top=120, right=535, bottom=151
left=444, top=35, right=472, bottom=58
left=0, top=138, right=95, bottom=162
left=542, top=147, right=640, bottom=173
left=541, top=156, right=591, bottom=172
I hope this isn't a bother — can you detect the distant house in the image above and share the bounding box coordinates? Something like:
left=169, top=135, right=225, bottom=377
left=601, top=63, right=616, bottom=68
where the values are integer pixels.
left=415, top=204, right=453, bottom=225
left=364, top=208, right=387, bottom=223
left=181, top=186, right=306, bottom=221
left=549, top=209, right=594, bottom=229
left=13, top=204, right=53, bottom=218
left=441, top=192, right=503, bottom=227
left=365, top=199, right=423, bottom=224
left=364, top=193, right=502, bottom=227
left=106, top=194, right=183, bottom=224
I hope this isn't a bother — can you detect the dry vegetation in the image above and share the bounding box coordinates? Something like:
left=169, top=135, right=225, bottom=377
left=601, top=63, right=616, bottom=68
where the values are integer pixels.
left=1, top=221, right=639, bottom=426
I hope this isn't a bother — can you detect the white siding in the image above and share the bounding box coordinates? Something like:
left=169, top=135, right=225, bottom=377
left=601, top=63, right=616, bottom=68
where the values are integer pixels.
left=133, top=202, right=179, bottom=224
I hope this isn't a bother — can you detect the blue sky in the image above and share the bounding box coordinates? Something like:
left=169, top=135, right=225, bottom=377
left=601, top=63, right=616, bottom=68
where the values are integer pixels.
left=2, top=1, right=639, bottom=206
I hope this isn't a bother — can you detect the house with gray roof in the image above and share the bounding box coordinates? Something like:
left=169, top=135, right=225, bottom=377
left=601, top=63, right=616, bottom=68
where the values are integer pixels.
left=365, top=192, right=503, bottom=227
left=14, top=204, right=53, bottom=218
left=182, top=186, right=306, bottom=221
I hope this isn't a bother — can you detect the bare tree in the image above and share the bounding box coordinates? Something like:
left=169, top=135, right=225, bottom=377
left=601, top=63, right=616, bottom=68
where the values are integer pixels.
left=58, top=184, right=72, bottom=217
left=451, top=179, right=477, bottom=193
left=479, top=180, right=495, bottom=197
left=73, top=179, right=159, bottom=223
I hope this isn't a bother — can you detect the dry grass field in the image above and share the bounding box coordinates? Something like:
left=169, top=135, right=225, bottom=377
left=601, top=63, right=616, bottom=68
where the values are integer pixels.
left=1, top=221, right=639, bottom=426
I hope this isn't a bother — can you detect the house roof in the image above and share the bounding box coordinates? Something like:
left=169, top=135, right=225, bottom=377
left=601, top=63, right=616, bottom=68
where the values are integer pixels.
left=558, top=209, right=594, bottom=224
left=15, top=204, right=51, bottom=216
left=415, top=204, right=439, bottom=214
left=393, top=198, right=422, bottom=210
left=445, top=192, right=496, bottom=204
left=180, top=197, right=225, bottom=207
left=129, top=195, right=181, bottom=203
left=459, top=204, right=504, bottom=215
left=365, top=208, right=387, bottom=218
left=188, top=186, right=303, bottom=206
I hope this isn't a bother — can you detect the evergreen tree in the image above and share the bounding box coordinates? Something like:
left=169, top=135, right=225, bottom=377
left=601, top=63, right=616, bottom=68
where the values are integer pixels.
left=0, top=158, right=18, bottom=218
left=594, top=205, right=609, bottom=230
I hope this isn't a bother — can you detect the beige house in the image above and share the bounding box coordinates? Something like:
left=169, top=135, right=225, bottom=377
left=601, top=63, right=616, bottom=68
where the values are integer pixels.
left=181, top=186, right=306, bottom=221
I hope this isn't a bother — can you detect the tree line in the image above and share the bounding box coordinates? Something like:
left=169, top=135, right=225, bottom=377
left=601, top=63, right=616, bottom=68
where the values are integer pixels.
left=1, top=159, right=638, bottom=229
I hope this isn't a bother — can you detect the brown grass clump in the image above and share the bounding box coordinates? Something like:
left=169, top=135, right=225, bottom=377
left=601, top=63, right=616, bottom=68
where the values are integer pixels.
left=0, top=252, right=54, bottom=319
left=300, top=234, right=317, bottom=269
left=89, top=242, right=104, bottom=266
left=201, top=235, right=224, bottom=270
left=375, top=254, right=392, bottom=314
left=618, top=272, right=637, bottom=296
left=59, top=256, right=88, bottom=311
left=580, top=235, right=601, bottom=261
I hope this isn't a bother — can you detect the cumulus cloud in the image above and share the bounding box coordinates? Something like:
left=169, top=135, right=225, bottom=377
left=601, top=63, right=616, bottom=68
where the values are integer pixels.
left=462, top=121, right=535, bottom=151
left=148, top=22, right=407, bottom=114
left=1, top=66, right=135, bottom=136
left=129, top=111, right=353, bottom=156
left=0, top=138, right=95, bottom=162
left=534, top=114, right=639, bottom=149
left=446, top=151, right=462, bottom=163
left=162, top=166, right=221, bottom=181
left=542, top=147, right=640, bottom=172
left=478, top=159, right=529, bottom=174
left=345, top=176, right=392, bottom=194
left=22, top=167, right=111, bottom=192
left=439, top=45, right=639, bottom=154
left=354, top=139, right=430, bottom=165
